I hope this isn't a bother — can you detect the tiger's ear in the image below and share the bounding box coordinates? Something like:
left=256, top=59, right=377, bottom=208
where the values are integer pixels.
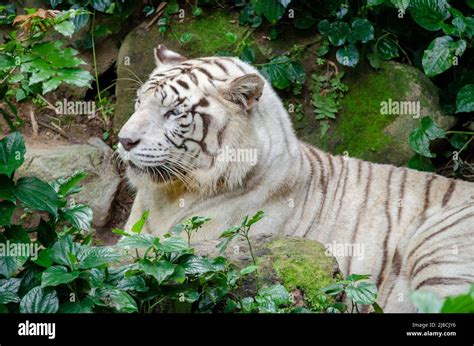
left=220, top=74, right=264, bottom=111
left=154, top=44, right=186, bottom=66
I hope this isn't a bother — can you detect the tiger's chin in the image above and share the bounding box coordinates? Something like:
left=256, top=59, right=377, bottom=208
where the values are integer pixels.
left=128, top=162, right=180, bottom=184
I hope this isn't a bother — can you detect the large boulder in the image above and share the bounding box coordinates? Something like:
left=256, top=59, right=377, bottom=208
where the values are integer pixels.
left=194, top=234, right=341, bottom=310
left=294, top=61, right=456, bottom=165
left=114, top=9, right=248, bottom=129
left=17, top=138, right=121, bottom=228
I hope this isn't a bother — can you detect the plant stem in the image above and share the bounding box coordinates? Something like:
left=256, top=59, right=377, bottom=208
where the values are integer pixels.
left=91, top=10, right=102, bottom=105
left=243, top=230, right=259, bottom=292
left=446, top=131, right=474, bottom=135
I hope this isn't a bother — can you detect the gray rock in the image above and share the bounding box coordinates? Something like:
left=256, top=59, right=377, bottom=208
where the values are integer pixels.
left=18, top=138, right=121, bottom=227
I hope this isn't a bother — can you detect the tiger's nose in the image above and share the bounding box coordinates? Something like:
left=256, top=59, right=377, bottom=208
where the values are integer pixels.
left=119, top=137, right=140, bottom=151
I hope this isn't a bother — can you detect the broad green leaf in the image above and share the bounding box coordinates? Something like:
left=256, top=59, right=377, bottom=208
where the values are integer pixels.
left=390, top=0, right=410, bottom=12
left=95, top=288, right=137, bottom=313
left=56, top=69, right=93, bottom=88
left=51, top=236, right=81, bottom=268
left=91, top=0, right=112, bottom=12
left=33, top=248, right=54, bottom=268
left=408, top=116, right=446, bottom=157
left=349, top=18, right=374, bottom=43
left=336, top=45, right=360, bottom=67
left=60, top=204, right=93, bottom=231
left=328, top=21, right=351, bottom=46
left=49, top=170, right=87, bottom=197
left=240, top=45, right=256, bottom=64
left=117, top=234, right=158, bottom=249
left=245, top=210, right=265, bottom=227
left=0, top=54, right=15, bottom=71
left=294, top=15, right=315, bottom=29
left=58, top=297, right=94, bottom=313
left=77, top=246, right=120, bottom=269
left=252, top=0, right=286, bottom=24
left=441, top=285, right=474, bottom=313
left=409, top=0, right=450, bottom=31
left=42, top=78, right=62, bottom=94
left=408, top=155, right=436, bottom=172
left=346, top=281, right=378, bottom=305
left=12, top=177, right=59, bottom=217
left=240, top=264, right=258, bottom=275
left=456, top=84, right=474, bottom=113
left=20, top=287, right=59, bottom=313
left=41, top=265, right=79, bottom=287
left=157, top=236, right=189, bottom=253
left=0, top=175, right=15, bottom=202
left=377, top=37, right=399, bottom=60
left=0, top=201, right=15, bottom=226
left=139, top=259, right=176, bottom=284
left=422, top=36, right=455, bottom=77
left=0, top=132, right=26, bottom=176
left=0, top=278, right=21, bottom=304
left=410, top=291, right=443, bottom=313
left=116, top=275, right=148, bottom=292
left=54, top=20, right=75, bottom=37
left=180, top=32, right=193, bottom=44
left=258, top=284, right=291, bottom=305
left=180, top=255, right=216, bottom=275
left=72, top=9, right=90, bottom=29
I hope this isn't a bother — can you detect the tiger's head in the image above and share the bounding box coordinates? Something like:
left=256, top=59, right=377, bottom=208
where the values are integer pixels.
left=118, top=45, right=267, bottom=194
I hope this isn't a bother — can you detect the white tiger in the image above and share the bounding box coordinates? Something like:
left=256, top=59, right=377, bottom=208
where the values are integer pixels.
left=117, top=45, right=474, bottom=312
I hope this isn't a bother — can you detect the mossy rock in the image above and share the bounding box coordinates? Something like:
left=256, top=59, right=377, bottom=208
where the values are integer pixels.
left=294, top=61, right=456, bottom=165
left=114, top=9, right=248, bottom=129
left=193, top=234, right=341, bottom=310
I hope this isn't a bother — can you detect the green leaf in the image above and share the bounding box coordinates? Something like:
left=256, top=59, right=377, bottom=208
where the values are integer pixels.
left=258, top=284, right=291, bottom=305
left=336, top=45, right=360, bottom=67
left=117, top=233, right=157, bottom=249
left=0, top=240, right=30, bottom=279
left=349, top=18, right=374, bottom=43
left=72, top=9, right=90, bottom=30
left=328, top=21, right=351, bottom=46
left=117, top=275, right=148, bottom=292
left=60, top=204, right=93, bottom=231
left=346, top=274, right=371, bottom=281
left=139, top=259, right=176, bottom=284
left=0, top=201, right=15, bottom=226
left=408, top=155, right=436, bottom=172
left=410, top=291, right=443, bottom=313
left=0, top=278, right=21, bottom=304
left=78, top=246, right=120, bottom=269
left=225, top=32, right=238, bottom=43
left=42, top=78, right=62, bottom=94
left=252, top=0, right=286, bottom=24
left=180, top=255, right=216, bottom=275
left=377, top=37, right=399, bottom=60
left=318, top=20, right=331, bottom=35
left=180, top=32, right=193, bottom=44
left=56, top=69, right=93, bottom=88
left=456, top=84, right=474, bottom=113
left=245, top=210, right=265, bottom=227
left=94, top=288, right=137, bottom=313
left=240, top=264, right=258, bottom=275
left=240, top=45, right=256, bottom=64
left=157, top=236, right=189, bottom=253
left=33, top=248, right=54, bottom=268
left=20, top=287, right=59, bottom=313
left=132, top=210, right=149, bottom=233
left=408, top=116, right=446, bottom=157
left=91, top=0, right=112, bottom=12
left=49, top=171, right=87, bottom=197
left=54, top=20, right=76, bottom=37
left=51, top=236, right=81, bottom=268
left=13, top=177, right=59, bottom=217
left=294, top=15, right=315, bottom=29
left=390, top=0, right=410, bottom=12
left=422, top=36, right=456, bottom=77
left=192, top=7, right=203, bottom=16
left=58, top=297, right=94, bottom=313
left=346, top=281, right=378, bottom=305
left=409, top=0, right=450, bottom=31
left=0, top=132, right=26, bottom=176
left=0, top=54, right=15, bottom=71
left=0, top=175, right=15, bottom=202
left=441, top=286, right=474, bottom=313
left=41, top=265, right=79, bottom=287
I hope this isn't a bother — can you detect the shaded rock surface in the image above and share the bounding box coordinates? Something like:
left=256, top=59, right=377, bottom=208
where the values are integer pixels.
left=194, top=234, right=341, bottom=309
left=17, top=138, right=121, bottom=227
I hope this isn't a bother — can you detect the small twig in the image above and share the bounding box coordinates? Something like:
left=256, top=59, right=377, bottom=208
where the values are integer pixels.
left=29, top=106, right=38, bottom=137
left=35, top=94, right=60, bottom=115
left=37, top=120, right=70, bottom=140
left=146, top=2, right=168, bottom=29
